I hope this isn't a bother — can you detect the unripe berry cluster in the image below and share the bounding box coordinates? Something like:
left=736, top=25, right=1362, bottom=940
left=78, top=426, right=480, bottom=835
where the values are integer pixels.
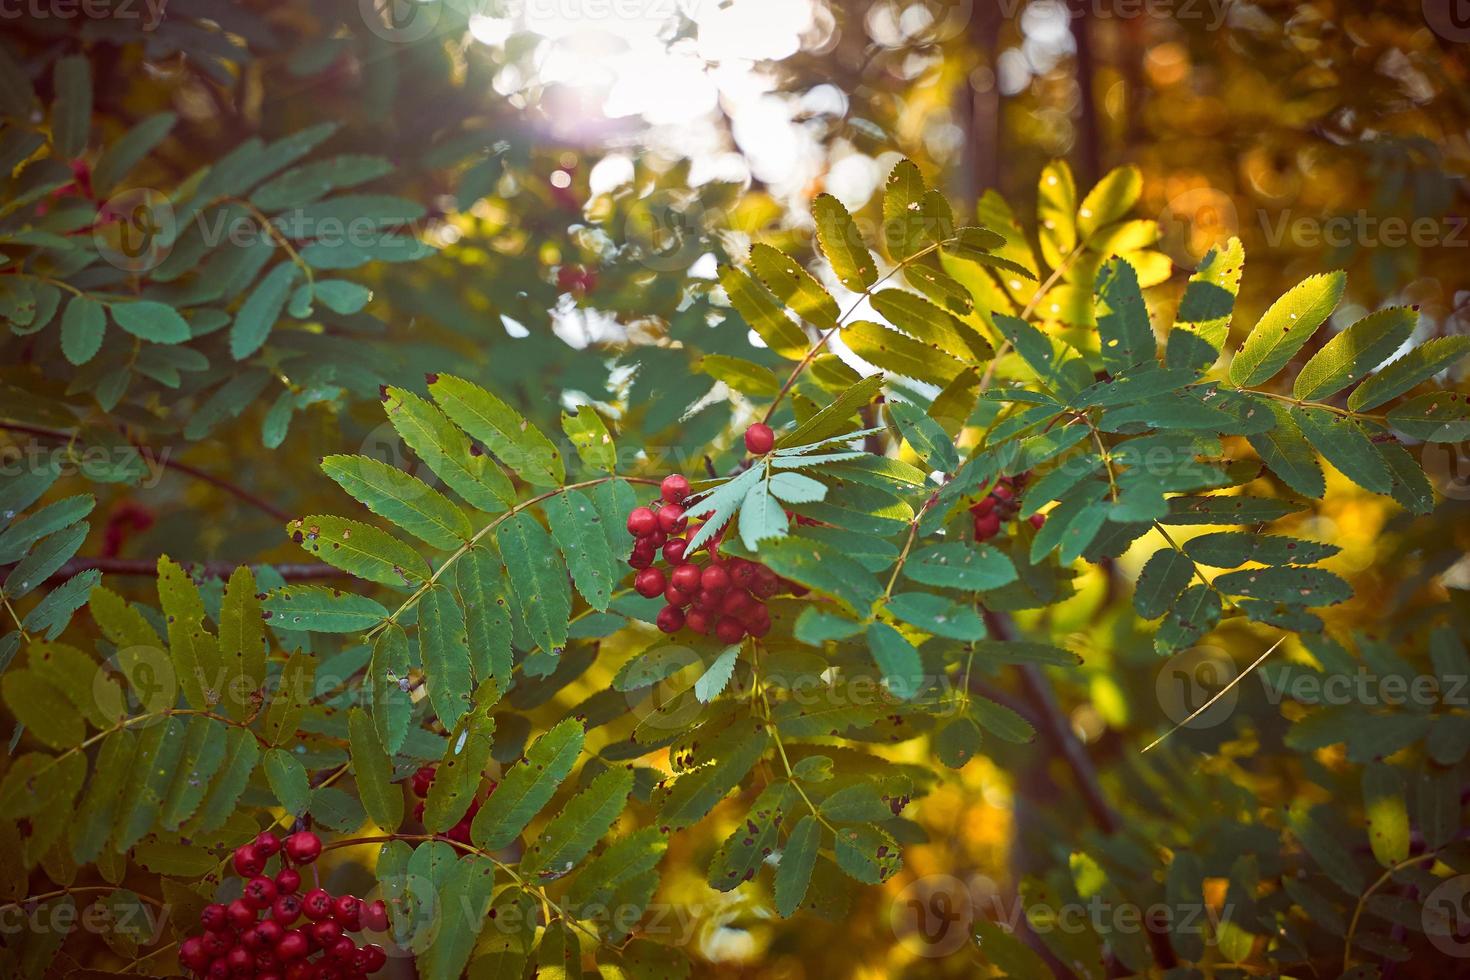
left=179, top=831, right=389, bottom=979
left=407, top=765, right=496, bottom=846
left=970, top=472, right=1043, bottom=542
left=626, top=474, right=785, bottom=643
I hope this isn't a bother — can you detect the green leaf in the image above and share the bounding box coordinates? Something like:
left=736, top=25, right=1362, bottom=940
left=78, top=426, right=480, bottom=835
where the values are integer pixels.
left=3, top=522, right=86, bottom=599
left=1154, top=584, right=1222, bottom=654
left=882, top=160, right=929, bottom=261
left=1294, top=306, right=1417, bottom=401
left=92, top=112, right=175, bottom=194
left=21, top=568, right=100, bottom=640
left=1160, top=494, right=1304, bottom=526
left=263, top=747, right=311, bottom=815
left=683, top=467, right=761, bottom=554
left=472, top=717, right=584, bottom=849
left=972, top=640, right=1081, bottom=666
left=49, top=56, right=91, bottom=158
left=322, top=454, right=472, bottom=551
left=699, top=353, right=781, bottom=398
left=1, top=670, right=82, bottom=748
left=737, top=477, right=788, bottom=551
left=813, top=193, right=877, bottom=291
left=1037, top=160, right=1078, bottom=270
left=865, top=622, right=924, bottom=701
left=218, top=566, right=266, bottom=721
left=288, top=515, right=427, bottom=591
left=417, top=856, right=498, bottom=980
left=1184, top=532, right=1338, bottom=567
left=774, top=814, right=821, bottom=917
left=1347, top=335, right=1470, bottom=412
left=871, top=289, right=990, bottom=363
left=430, top=374, right=565, bottom=487
left=424, top=680, right=498, bottom=831
left=228, top=261, right=298, bottom=359
left=1133, top=549, right=1196, bottom=619
left=1095, top=257, right=1156, bottom=374
left=905, top=542, right=1017, bottom=591
left=262, top=651, right=316, bottom=744
left=0, top=494, right=93, bottom=562
left=970, top=696, right=1036, bottom=744
left=1246, top=401, right=1325, bottom=498
left=70, top=729, right=135, bottom=863
left=1287, top=804, right=1363, bottom=894
left=1168, top=237, right=1244, bottom=372
left=545, top=489, right=618, bottom=611
left=189, top=728, right=260, bottom=833
left=780, top=373, right=884, bottom=448
left=748, top=534, right=881, bottom=611
left=522, top=766, right=633, bottom=878
left=1291, top=407, right=1392, bottom=494
left=842, top=319, right=966, bottom=386
left=1213, top=567, right=1351, bottom=605
left=496, top=512, right=571, bottom=654
left=1386, top=391, right=1470, bottom=442
left=886, top=592, right=986, bottom=640
left=1078, top=165, right=1142, bottom=237
left=1378, top=442, right=1434, bottom=516
left=561, top=405, right=617, bottom=472
left=695, top=646, right=740, bottom=703
left=709, top=781, right=795, bottom=892
left=263, top=585, right=387, bottom=632
left=115, top=714, right=186, bottom=851
left=251, top=154, right=395, bottom=212
left=159, top=715, right=228, bottom=831
left=1362, top=764, right=1409, bottom=868
left=767, top=472, right=827, bottom=504
left=382, top=387, right=515, bottom=513
left=569, top=826, right=667, bottom=906
left=108, top=300, right=190, bottom=344
left=310, top=279, right=372, bottom=314
left=719, top=265, right=810, bottom=360
left=155, top=556, right=220, bottom=711
left=370, top=624, right=413, bottom=754
left=888, top=401, right=960, bottom=472
left=458, top=546, right=513, bottom=686
left=833, top=824, right=902, bottom=885
left=59, top=294, right=104, bottom=366
left=750, top=243, right=839, bottom=329
left=418, top=585, right=474, bottom=731
left=349, top=707, right=403, bottom=832
left=658, top=718, right=768, bottom=831
left=1229, top=271, right=1345, bottom=387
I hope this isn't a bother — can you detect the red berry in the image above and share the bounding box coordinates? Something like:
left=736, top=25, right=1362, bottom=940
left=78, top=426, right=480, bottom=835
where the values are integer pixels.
left=242, top=926, right=267, bottom=950
left=715, top=616, right=746, bottom=644
left=201, top=903, right=229, bottom=932
left=745, top=605, right=772, bottom=638
left=1029, top=513, right=1046, bottom=529
left=694, top=589, right=723, bottom=611
left=254, top=832, right=282, bottom=857
left=700, top=564, right=730, bottom=594
left=285, top=963, right=313, bottom=980
left=328, top=936, right=357, bottom=961
left=663, top=583, right=694, bottom=607
left=656, top=503, right=687, bottom=534
left=312, top=920, right=343, bottom=947
left=275, top=931, right=309, bottom=961
left=661, top=474, right=691, bottom=503
left=720, top=590, right=754, bottom=617
left=411, top=765, right=436, bottom=797
left=271, top=894, right=303, bottom=924
left=750, top=567, right=779, bottom=599
left=274, top=868, right=301, bottom=895
left=359, top=944, right=387, bottom=972
left=992, top=484, right=1014, bottom=502
left=332, top=895, right=361, bottom=929
left=729, top=560, right=757, bottom=590
left=744, top=423, right=775, bottom=454
left=634, top=567, right=667, bottom=598
left=233, top=844, right=264, bottom=877
left=206, top=958, right=230, bottom=980
left=670, top=563, right=702, bottom=593
left=227, top=898, right=257, bottom=928
left=970, top=496, right=996, bottom=516
left=284, top=831, right=322, bottom=865
left=201, top=930, right=233, bottom=957
left=302, top=888, right=333, bottom=921
left=181, top=937, right=209, bottom=970
left=243, top=876, right=278, bottom=909
left=974, top=512, right=1001, bottom=540
left=226, top=947, right=253, bottom=973
left=626, top=506, right=658, bottom=536
left=628, top=538, right=656, bottom=569
left=685, top=609, right=712, bottom=635
left=656, top=605, right=685, bottom=634
left=256, top=919, right=284, bottom=945
left=662, top=537, right=688, bottom=565
left=361, top=900, right=389, bottom=933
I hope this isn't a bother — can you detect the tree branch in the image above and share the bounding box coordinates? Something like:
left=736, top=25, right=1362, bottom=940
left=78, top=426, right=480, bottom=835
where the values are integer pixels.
left=0, top=421, right=291, bottom=522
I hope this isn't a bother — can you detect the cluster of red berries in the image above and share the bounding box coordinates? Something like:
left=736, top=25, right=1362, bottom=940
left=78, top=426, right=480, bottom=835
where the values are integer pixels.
left=627, top=479, right=785, bottom=645
left=407, top=765, right=494, bottom=845
left=179, top=831, right=388, bottom=980
left=969, top=472, right=1043, bottom=541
